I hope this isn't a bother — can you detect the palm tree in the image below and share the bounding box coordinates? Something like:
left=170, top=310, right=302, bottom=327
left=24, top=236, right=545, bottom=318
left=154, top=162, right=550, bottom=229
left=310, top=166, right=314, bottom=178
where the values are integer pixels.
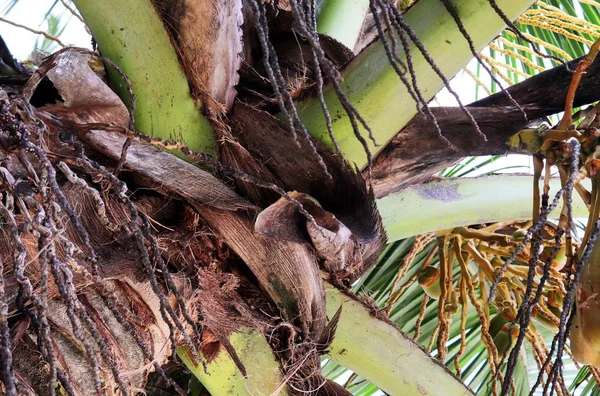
left=2, top=0, right=600, bottom=395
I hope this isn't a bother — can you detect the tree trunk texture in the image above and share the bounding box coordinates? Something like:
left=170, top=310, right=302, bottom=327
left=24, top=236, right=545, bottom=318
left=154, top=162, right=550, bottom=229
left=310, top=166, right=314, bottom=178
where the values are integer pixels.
left=1, top=47, right=597, bottom=396
left=0, top=52, right=239, bottom=394
left=0, top=45, right=385, bottom=394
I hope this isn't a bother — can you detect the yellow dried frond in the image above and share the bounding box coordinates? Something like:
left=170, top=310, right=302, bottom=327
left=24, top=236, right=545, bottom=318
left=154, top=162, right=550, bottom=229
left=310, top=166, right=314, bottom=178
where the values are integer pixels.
left=505, top=30, right=573, bottom=61
left=528, top=8, right=600, bottom=35
left=497, top=36, right=540, bottom=57
left=526, top=13, right=600, bottom=37
left=463, top=67, right=493, bottom=96
left=497, top=61, right=533, bottom=79
left=384, top=233, right=436, bottom=313
left=518, top=16, right=595, bottom=46
left=480, top=56, right=516, bottom=85
left=489, top=41, right=546, bottom=72
left=480, top=54, right=528, bottom=84
left=579, top=0, right=600, bottom=7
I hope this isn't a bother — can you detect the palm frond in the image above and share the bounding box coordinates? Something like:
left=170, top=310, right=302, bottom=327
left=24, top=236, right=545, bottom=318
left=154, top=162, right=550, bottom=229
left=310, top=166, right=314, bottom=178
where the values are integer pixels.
left=33, top=14, right=63, bottom=54
left=2, top=0, right=59, bottom=20
left=467, top=0, right=600, bottom=96
left=1, top=0, right=17, bottom=15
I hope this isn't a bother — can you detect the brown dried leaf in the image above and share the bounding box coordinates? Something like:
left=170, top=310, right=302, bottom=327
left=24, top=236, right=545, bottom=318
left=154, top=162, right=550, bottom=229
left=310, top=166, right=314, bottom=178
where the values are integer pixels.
left=82, top=129, right=252, bottom=212
left=229, top=104, right=386, bottom=281
left=255, top=192, right=361, bottom=275
left=44, top=51, right=129, bottom=126
left=199, top=207, right=326, bottom=340
left=306, top=208, right=361, bottom=275
left=156, top=0, right=244, bottom=113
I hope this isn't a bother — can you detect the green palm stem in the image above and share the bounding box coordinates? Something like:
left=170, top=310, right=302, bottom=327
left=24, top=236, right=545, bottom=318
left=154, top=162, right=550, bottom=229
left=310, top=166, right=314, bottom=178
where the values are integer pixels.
left=379, top=175, right=590, bottom=242
left=317, top=0, right=370, bottom=50
left=73, top=0, right=216, bottom=155
left=178, top=329, right=287, bottom=395
left=181, top=281, right=474, bottom=396
left=298, top=0, right=535, bottom=167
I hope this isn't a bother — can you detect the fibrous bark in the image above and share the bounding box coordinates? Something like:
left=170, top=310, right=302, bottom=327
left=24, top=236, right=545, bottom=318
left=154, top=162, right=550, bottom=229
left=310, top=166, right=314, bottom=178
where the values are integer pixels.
left=153, top=0, right=244, bottom=113
left=0, top=50, right=261, bottom=395
left=0, top=39, right=388, bottom=393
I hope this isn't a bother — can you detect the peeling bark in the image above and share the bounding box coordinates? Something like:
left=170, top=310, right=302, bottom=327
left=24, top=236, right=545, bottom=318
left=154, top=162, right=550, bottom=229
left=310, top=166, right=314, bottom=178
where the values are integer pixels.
left=200, top=207, right=327, bottom=340
left=154, top=0, right=244, bottom=113
left=78, top=129, right=253, bottom=211
left=0, top=46, right=385, bottom=394
left=0, top=50, right=255, bottom=395
left=0, top=182, right=175, bottom=394
left=370, top=106, right=545, bottom=197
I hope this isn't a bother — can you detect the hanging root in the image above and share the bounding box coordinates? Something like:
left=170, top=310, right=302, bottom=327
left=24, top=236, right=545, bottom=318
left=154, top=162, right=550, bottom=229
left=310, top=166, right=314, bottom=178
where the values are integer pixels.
left=535, top=219, right=600, bottom=396
left=0, top=194, right=58, bottom=395
left=497, top=141, right=580, bottom=395
left=59, top=116, right=323, bottom=231
left=302, top=0, right=343, bottom=157
left=0, top=253, right=16, bottom=396
left=489, top=184, right=568, bottom=302
left=248, top=0, right=378, bottom=171
left=369, top=0, right=422, bottom=110
left=75, top=157, right=205, bottom=368
left=378, top=0, right=486, bottom=142
left=370, top=0, right=456, bottom=150
left=248, top=0, right=333, bottom=177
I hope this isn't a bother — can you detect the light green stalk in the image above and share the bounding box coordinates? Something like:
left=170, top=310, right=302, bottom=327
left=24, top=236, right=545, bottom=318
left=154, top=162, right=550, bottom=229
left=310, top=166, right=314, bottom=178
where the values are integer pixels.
left=181, top=283, right=472, bottom=396
left=324, top=283, right=474, bottom=396
left=178, top=329, right=287, bottom=395
left=73, top=0, right=215, bottom=154
left=299, top=0, right=535, bottom=167
left=317, top=0, right=370, bottom=50
left=378, top=175, right=590, bottom=242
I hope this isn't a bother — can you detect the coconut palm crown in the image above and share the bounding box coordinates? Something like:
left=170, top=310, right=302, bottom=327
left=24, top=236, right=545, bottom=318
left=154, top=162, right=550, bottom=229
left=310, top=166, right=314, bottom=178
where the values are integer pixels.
left=2, top=0, right=600, bottom=395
